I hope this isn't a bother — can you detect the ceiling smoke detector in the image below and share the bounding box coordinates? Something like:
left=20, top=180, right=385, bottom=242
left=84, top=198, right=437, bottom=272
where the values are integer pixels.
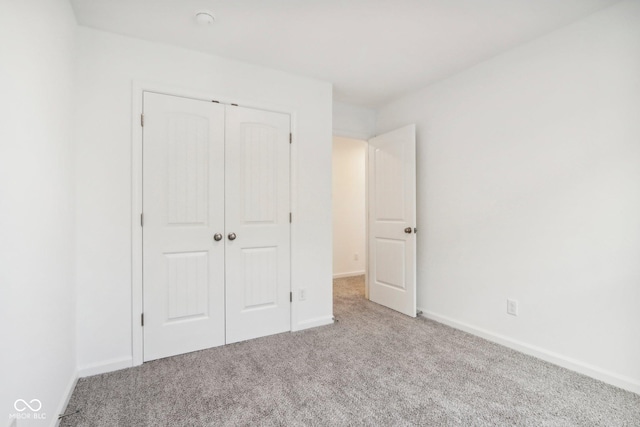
left=195, top=11, right=215, bottom=25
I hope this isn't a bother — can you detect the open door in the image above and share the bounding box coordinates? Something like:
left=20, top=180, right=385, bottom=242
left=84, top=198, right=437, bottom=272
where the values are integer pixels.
left=367, top=124, right=416, bottom=317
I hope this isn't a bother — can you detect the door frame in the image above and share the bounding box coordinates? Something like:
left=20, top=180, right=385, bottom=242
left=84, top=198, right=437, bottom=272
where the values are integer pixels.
left=131, top=81, right=299, bottom=366
left=331, top=134, right=370, bottom=299
left=332, top=127, right=416, bottom=305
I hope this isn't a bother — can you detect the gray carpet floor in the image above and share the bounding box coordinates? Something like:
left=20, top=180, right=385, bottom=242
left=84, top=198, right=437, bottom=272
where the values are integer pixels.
left=62, top=276, right=640, bottom=426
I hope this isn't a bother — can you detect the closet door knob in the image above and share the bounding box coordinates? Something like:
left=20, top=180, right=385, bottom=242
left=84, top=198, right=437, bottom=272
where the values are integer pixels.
left=228, top=232, right=237, bottom=241
left=213, top=233, right=223, bottom=241
left=404, top=227, right=413, bottom=234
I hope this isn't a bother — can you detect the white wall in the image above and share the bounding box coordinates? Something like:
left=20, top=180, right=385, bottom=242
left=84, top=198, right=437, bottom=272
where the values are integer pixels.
left=74, top=27, right=333, bottom=373
left=332, top=137, right=367, bottom=278
left=333, top=101, right=375, bottom=140
left=0, top=0, right=78, bottom=424
left=376, top=0, right=640, bottom=393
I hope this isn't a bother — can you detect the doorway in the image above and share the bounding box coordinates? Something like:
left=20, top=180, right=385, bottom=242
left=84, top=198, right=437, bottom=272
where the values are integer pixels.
left=332, top=125, right=417, bottom=316
left=332, top=136, right=368, bottom=293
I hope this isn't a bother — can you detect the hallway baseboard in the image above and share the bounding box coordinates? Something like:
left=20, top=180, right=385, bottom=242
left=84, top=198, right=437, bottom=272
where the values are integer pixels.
left=333, top=271, right=365, bottom=279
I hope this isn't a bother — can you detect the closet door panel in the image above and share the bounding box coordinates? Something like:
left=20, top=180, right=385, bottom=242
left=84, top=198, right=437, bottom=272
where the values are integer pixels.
left=225, top=106, right=291, bottom=344
left=142, top=92, right=226, bottom=361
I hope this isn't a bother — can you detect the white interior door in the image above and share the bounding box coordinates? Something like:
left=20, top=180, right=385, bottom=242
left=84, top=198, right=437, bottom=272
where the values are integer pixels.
left=368, top=124, right=417, bottom=317
left=143, top=92, right=226, bottom=361
left=224, top=106, right=291, bottom=344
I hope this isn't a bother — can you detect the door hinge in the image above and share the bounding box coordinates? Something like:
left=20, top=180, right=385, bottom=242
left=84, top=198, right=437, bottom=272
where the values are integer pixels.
left=289, top=212, right=292, bottom=223
left=141, top=313, right=144, bottom=326
left=289, top=133, right=292, bottom=144
left=290, top=292, right=293, bottom=302
left=140, top=213, right=144, bottom=227
left=140, top=114, right=144, bottom=127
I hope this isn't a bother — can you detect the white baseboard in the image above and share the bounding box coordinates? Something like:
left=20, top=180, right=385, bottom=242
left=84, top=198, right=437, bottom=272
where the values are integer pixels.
left=419, top=309, right=640, bottom=395
left=333, top=270, right=365, bottom=279
left=293, top=315, right=334, bottom=331
left=53, top=370, right=78, bottom=427
left=77, top=357, right=133, bottom=378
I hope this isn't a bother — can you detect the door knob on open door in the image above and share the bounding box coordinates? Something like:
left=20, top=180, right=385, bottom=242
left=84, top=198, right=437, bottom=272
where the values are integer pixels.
left=228, top=232, right=237, bottom=241
left=213, top=233, right=223, bottom=241
left=404, top=227, right=413, bottom=234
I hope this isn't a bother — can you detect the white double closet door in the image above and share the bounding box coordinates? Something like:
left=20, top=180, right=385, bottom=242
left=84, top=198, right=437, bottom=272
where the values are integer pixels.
left=142, top=92, right=291, bottom=362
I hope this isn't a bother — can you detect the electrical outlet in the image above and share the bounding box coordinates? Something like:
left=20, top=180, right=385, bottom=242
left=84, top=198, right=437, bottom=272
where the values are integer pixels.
left=354, top=253, right=359, bottom=261
left=507, top=299, right=518, bottom=316
left=299, top=289, right=307, bottom=301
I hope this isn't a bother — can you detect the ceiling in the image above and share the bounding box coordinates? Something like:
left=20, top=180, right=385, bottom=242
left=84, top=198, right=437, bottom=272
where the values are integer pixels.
left=70, top=0, right=620, bottom=108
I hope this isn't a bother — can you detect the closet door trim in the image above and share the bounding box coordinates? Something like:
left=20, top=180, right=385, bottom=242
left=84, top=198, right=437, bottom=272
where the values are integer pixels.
left=131, top=81, right=299, bottom=367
